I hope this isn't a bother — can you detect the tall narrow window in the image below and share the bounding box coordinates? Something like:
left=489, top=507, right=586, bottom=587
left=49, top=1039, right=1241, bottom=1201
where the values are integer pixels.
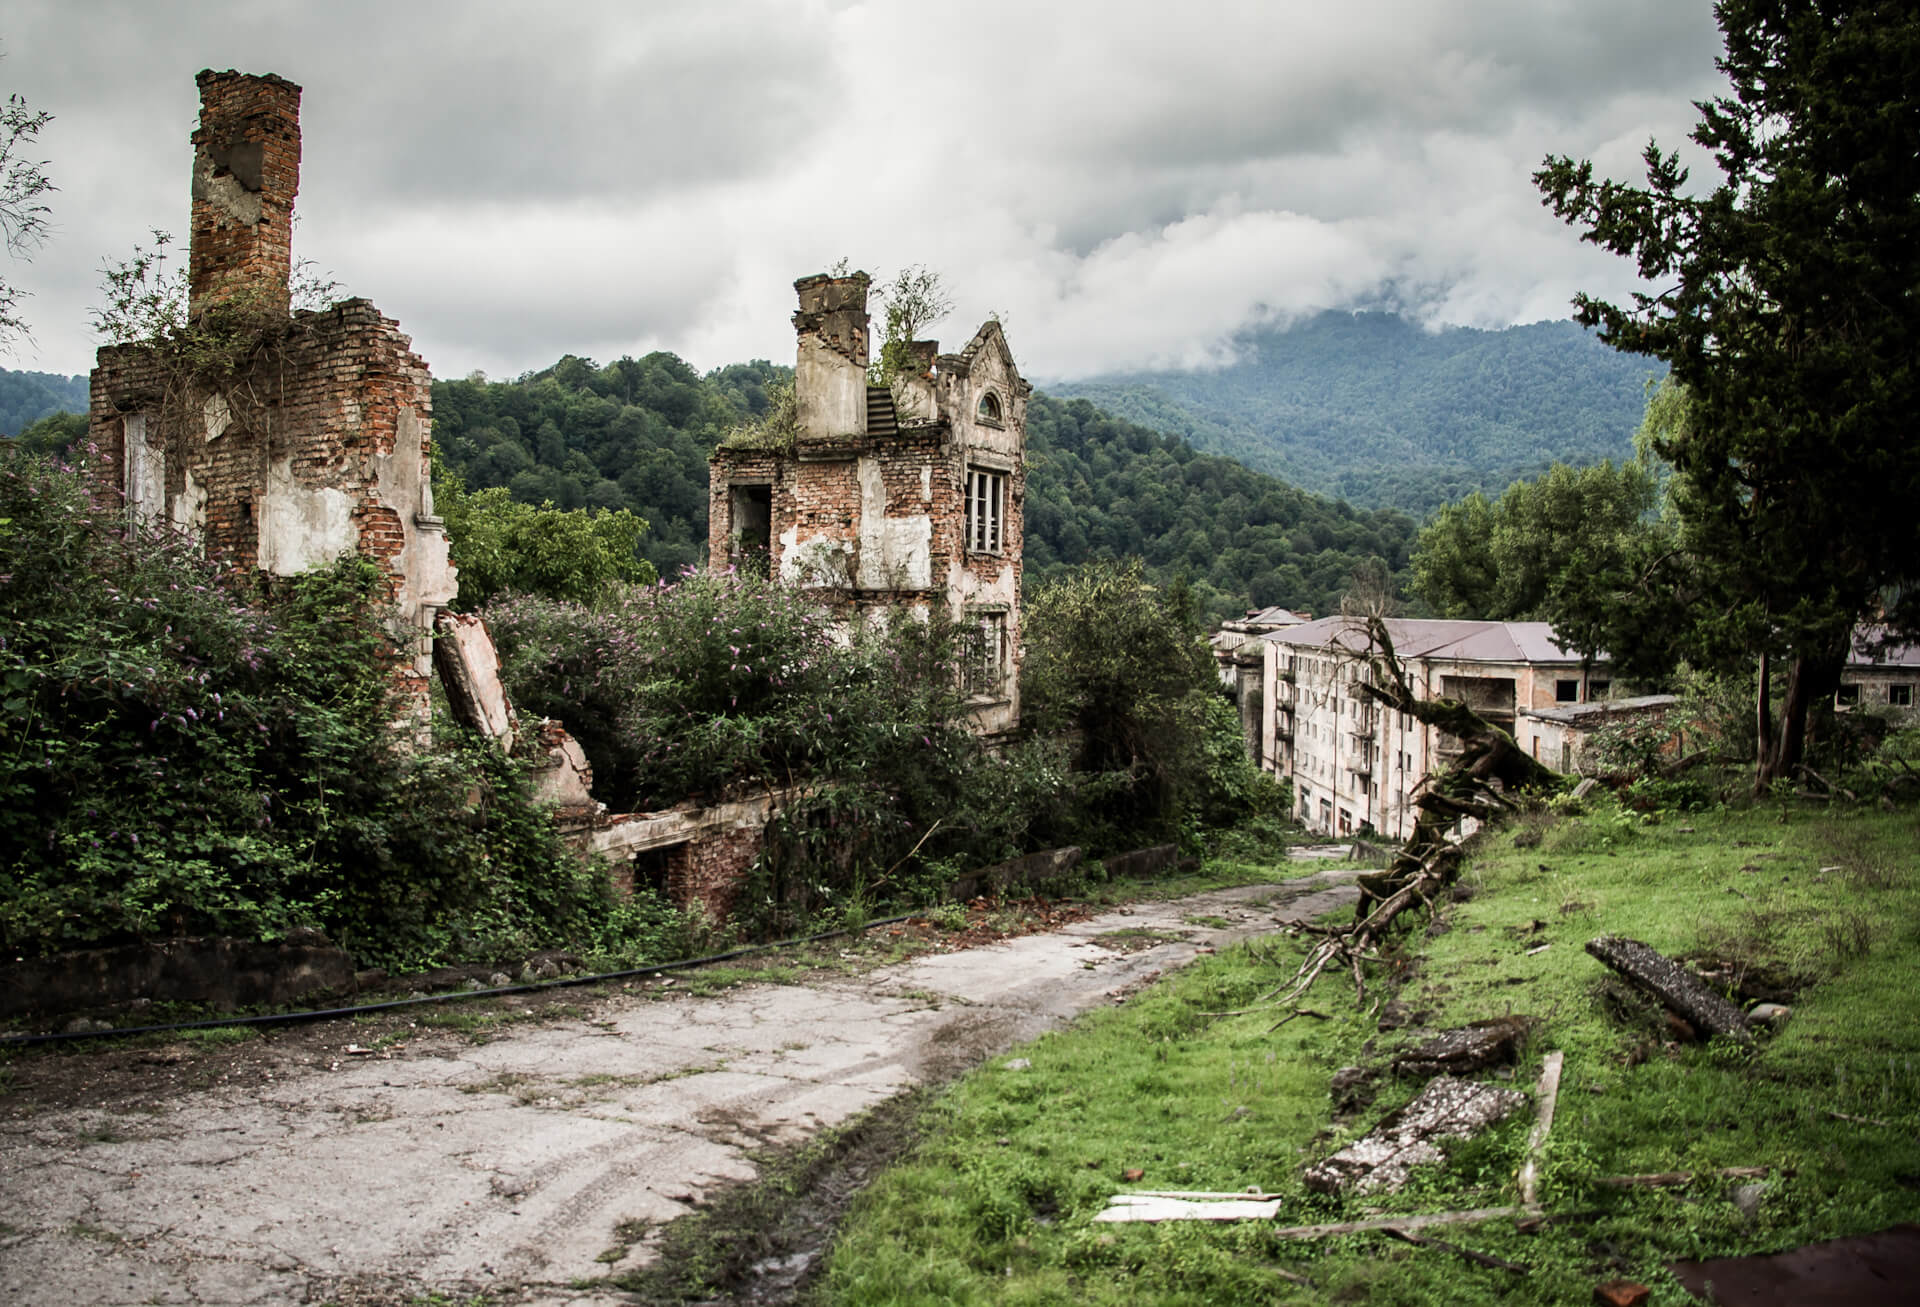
left=966, top=467, right=1006, bottom=554
left=963, top=610, right=1008, bottom=698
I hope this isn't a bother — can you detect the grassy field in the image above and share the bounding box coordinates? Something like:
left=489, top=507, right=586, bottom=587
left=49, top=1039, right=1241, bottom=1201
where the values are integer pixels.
left=819, top=798, right=1920, bottom=1305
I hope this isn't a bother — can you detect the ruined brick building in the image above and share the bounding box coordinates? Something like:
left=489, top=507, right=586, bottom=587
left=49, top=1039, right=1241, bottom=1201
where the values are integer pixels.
left=708, top=273, right=1031, bottom=735
left=88, top=71, right=454, bottom=711
left=82, top=73, right=1031, bottom=925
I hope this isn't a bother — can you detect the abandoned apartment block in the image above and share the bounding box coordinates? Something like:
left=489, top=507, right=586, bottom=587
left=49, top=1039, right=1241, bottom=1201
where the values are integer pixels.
left=1260, top=617, right=1675, bottom=841
left=87, top=70, right=454, bottom=714
left=708, top=273, right=1032, bottom=736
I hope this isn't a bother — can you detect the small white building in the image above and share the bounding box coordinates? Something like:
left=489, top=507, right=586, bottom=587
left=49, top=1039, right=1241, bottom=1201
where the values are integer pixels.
left=1260, top=617, right=1623, bottom=840
left=1837, top=628, right=1920, bottom=719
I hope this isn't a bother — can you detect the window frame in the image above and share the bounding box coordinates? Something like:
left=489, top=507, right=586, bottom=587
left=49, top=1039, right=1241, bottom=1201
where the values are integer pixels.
left=964, top=466, right=1008, bottom=556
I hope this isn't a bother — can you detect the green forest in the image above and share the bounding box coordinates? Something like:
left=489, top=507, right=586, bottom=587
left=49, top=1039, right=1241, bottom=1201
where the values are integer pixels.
left=0, top=368, right=86, bottom=438
left=10, top=308, right=1663, bottom=625
left=427, top=354, right=1417, bottom=622
left=1050, top=310, right=1660, bottom=515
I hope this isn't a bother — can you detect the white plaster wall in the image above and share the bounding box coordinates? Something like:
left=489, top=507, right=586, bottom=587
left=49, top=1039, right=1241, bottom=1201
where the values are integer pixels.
left=855, top=457, right=931, bottom=590
left=377, top=406, right=456, bottom=670
left=169, top=468, right=207, bottom=535
left=795, top=336, right=866, bottom=439
left=123, top=414, right=164, bottom=524
left=778, top=528, right=854, bottom=589
left=258, top=455, right=356, bottom=576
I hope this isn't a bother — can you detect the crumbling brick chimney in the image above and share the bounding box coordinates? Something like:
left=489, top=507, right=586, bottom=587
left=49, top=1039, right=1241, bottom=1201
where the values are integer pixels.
left=792, top=272, right=870, bottom=439
left=189, top=70, right=301, bottom=319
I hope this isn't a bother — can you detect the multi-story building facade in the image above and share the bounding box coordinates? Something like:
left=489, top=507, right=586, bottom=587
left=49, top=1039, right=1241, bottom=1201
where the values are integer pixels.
left=1260, top=617, right=1622, bottom=840
left=707, top=273, right=1030, bottom=735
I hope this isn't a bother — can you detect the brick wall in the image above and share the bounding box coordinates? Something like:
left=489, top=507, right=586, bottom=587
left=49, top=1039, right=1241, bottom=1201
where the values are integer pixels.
left=673, top=827, right=764, bottom=923
left=190, top=70, right=301, bottom=318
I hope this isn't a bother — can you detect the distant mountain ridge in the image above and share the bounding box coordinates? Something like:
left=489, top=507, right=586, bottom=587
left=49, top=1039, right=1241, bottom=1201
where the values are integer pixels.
left=0, top=370, right=89, bottom=438
left=1047, top=311, right=1661, bottom=515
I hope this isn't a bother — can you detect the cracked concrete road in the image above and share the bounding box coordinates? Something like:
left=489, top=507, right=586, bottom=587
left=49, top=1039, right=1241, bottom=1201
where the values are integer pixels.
left=0, top=871, right=1358, bottom=1306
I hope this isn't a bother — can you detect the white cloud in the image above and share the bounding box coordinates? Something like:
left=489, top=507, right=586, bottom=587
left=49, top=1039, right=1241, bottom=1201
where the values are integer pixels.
left=2, top=0, right=1730, bottom=383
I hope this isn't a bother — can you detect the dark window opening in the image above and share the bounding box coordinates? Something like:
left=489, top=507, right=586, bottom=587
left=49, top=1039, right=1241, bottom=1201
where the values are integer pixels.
left=631, top=846, right=674, bottom=899
left=1555, top=679, right=1580, bottom=703
left=977, top=391, right=1003, bottom=424
left=1889, top=683, right=1913, bottom=706
left=1836, top=683, right=1862, bottom=706
left=1591, top=679, right=1611, bottom=699
left=729, top=484, right=772, bottom=577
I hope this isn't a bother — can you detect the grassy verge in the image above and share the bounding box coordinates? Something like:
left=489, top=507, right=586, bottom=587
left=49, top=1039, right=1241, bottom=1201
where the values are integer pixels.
left=820, top=799, right=1920, bottom=1305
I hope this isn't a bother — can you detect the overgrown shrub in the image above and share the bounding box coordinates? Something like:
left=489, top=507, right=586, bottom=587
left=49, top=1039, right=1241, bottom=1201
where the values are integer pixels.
left=1020, top=560, right=1250, bottom=851
left=0, top=446, right=603, bottom=969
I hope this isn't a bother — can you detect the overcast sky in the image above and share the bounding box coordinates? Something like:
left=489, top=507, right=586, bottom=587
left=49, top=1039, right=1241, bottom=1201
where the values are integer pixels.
left=3, top=0, right=1728, bottom=384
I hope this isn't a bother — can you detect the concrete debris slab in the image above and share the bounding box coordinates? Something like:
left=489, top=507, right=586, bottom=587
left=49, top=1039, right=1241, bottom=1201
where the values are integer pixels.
left=1585, top=935, right=1751, bottom=1044
left=1391, top=1016, right=1534, bottom=1077
left=1095, top=1193, right=1283, bottom=1223
left=1304, top=1075, right=1531, bottom=1195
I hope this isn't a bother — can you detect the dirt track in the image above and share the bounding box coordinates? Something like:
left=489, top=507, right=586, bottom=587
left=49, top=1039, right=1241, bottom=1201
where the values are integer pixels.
left=0, top=871, right=1359, bottom=1306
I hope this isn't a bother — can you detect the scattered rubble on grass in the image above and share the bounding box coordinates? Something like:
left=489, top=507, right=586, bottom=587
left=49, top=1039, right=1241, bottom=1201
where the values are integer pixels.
left=1304, top=1074, right=1530, bottom=1195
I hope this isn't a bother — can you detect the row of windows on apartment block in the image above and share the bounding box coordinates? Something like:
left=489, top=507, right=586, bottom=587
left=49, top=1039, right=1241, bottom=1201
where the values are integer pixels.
left=1837, top=682, right=1914, bottom=707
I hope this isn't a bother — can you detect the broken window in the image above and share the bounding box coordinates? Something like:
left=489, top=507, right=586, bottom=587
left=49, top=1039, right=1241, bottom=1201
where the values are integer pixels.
left=1891, top=684, right=1914, bottom=706
left=965, top=467, right=1006, bottom=554
left=728, top=484, right=772, bottom=577
left=1555, top=678, right=1579, bottom=703
left=1591, top=679, right=1611, bottom=699
left=962, top=610, right=1008, bottom=699
left=977, top=391, right=1003, bottom=425
left=1836, top=683, right=1862, bottom=706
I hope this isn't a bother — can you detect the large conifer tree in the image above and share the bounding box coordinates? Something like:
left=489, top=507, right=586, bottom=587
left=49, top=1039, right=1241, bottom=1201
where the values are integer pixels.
left=1535, top=0, right=1920, bottom=788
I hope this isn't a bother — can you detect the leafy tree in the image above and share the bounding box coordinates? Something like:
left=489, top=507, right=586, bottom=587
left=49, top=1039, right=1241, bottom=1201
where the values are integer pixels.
left=1535, top=0, right=1920, bottom=788
left=1020, top=559, right=1234, bottom=846
left=0, top=446, right=599, bottom=968
left=436, top=464, right=654, bottom=610
left=12, top=407, right=84, bottom=456
left=0, top=79, right=52, bottom=351
left=869, top=264, right=953, bottom=385
left=1412, top=458, right=1661, bottom=627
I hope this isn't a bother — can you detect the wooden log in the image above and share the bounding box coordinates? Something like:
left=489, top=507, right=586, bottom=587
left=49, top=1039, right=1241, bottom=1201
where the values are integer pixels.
left=1383, top=1226, right=1530, bottom=1274
left=1584, top=936, right=1752, bottom=1045
left=1270, top=1207, right=1527, bottom=1239
left=1595, top=1166, right=1770, bottom=1189
left=1518, top=1050, right=1564, bottom=1208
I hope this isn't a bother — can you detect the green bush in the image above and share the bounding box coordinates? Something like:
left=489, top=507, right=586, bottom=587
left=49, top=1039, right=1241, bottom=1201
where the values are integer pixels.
left=0, top=446, right=604, bottom=969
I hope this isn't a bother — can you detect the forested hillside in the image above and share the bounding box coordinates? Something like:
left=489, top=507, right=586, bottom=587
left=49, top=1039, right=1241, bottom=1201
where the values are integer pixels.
left=1050, top=311, right=1660, bottom=515
left=0, top=369, right=88, bottom=437
left=4, top=354, right=1416, bottom=619
left=428, top=355, right=1413, bottom=620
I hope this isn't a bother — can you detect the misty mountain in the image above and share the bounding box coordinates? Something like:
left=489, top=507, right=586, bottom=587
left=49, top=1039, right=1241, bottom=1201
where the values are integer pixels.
left=1047, top=311, right=1660, bottom=515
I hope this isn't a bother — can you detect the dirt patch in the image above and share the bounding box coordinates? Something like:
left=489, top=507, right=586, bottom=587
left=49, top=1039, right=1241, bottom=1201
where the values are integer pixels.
left=1091, top=927, right=1193, bottom=953
left=610, top=1087, right=935, bottom=1306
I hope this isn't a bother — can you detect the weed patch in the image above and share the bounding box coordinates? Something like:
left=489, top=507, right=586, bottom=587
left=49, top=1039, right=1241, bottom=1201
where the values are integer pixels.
left=821, top=802, right=1920, bottom=1305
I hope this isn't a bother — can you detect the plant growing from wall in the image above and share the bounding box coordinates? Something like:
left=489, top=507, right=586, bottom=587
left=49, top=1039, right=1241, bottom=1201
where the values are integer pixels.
left=868, top=265, right=953, bottom=387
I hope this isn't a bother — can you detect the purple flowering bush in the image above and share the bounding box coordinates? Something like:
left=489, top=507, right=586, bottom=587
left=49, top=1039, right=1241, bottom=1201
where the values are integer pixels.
left=0, top=447, right=600, bottom=968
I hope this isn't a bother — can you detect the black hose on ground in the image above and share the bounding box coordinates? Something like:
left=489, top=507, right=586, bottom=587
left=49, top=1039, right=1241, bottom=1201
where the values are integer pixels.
left=0, top=911, right=924, bottom=1050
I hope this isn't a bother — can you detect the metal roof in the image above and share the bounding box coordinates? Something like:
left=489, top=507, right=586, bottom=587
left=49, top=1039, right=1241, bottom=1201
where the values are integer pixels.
left=1262, top=616, right=1594, bottom=666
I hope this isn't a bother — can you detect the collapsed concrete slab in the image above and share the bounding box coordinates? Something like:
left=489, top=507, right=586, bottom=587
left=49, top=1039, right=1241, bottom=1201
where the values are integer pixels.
left=1586, top=935, right=1752, bottom=1044
left=1304, top=1075, right=1530, bottom=1195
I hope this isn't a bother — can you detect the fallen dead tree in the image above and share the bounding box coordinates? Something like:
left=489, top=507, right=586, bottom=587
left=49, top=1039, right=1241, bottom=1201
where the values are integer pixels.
left=1584, top=935, right=1752, bottom=1045
left=1259, top=615, right=1559, bottom=1011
